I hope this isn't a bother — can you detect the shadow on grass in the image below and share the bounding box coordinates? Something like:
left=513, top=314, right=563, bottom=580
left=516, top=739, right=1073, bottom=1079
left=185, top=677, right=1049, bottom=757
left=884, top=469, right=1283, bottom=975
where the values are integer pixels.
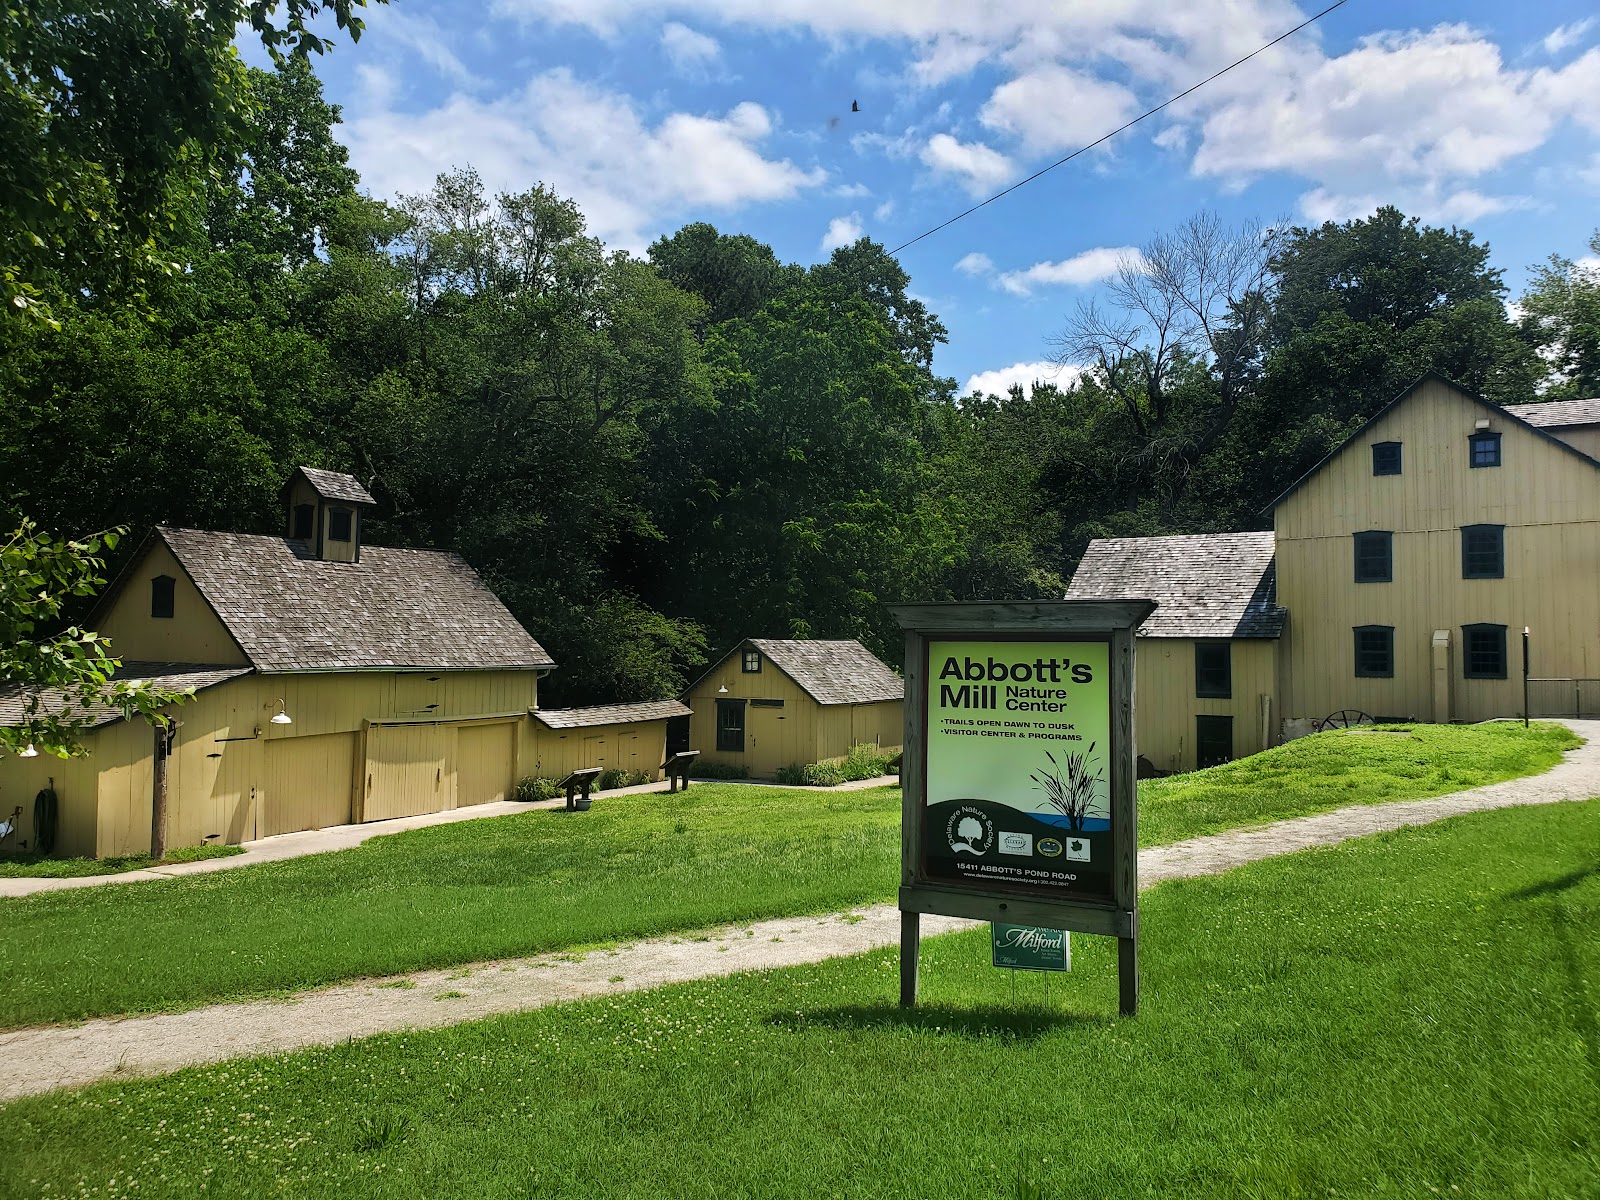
left=1501, top=860, right=1600, bottom=901
left=766, top=1000, right=1107, bottom=1041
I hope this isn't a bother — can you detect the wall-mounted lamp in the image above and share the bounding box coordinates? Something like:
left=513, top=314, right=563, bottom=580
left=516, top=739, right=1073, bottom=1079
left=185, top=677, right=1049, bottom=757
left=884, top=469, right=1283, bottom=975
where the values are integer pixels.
left=1474, top=418, right=1491, bottom=431
left=270, top=699, right=293, bottom=726
left=717, top=684, right=728, bottom=694
left=18, top=742, right=38, bottom=758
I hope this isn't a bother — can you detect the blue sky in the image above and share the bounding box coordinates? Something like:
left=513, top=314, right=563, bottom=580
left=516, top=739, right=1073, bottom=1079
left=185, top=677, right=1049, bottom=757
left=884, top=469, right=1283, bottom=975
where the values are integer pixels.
left=283, top=0, right=1600, bottom=395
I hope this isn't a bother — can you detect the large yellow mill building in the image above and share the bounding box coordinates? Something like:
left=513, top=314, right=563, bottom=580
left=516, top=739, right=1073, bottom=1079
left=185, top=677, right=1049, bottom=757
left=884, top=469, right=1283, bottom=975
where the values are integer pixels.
left=1069, top=375, right=1600, bottom=771
left=0, top=468, right=687, bottom=858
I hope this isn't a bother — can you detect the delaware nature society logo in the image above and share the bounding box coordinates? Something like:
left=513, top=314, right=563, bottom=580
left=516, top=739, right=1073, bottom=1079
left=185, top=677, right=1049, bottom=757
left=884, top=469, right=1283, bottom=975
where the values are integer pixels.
left=946, top=806, right=994, bottom=856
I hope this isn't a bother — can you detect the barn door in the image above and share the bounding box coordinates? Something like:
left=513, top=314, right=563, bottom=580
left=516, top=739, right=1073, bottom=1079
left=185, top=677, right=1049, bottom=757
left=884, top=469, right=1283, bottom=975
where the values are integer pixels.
left=363, top=723, right=449, bottom=821
left=456, top=723, right=515, bottom=806
left=262, top=733, right=357, bottom=837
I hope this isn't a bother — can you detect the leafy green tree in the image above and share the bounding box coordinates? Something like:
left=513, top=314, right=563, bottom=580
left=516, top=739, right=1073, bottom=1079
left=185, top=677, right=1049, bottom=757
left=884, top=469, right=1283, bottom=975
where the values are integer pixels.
left=1, top=522, right=188, bottom=758
left=2, top=0, right=382, bottom=317
left=647, top=222, right=800, bottom=328
left=1519, top=231, right=1600, bottom=399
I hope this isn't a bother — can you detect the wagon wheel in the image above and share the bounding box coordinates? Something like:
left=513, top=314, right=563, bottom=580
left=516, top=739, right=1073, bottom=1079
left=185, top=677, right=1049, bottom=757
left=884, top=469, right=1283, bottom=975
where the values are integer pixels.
left=1317, top=709, right=1374, bottom=732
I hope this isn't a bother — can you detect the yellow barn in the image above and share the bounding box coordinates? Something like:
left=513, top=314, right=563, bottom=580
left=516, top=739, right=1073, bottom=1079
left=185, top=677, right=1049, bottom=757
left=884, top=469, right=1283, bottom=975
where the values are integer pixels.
left=1068, top=374, right=1600, bottom=770
left=0, top=467, right=685, bottom=859
left=530, top=701, right=691, bottom=782
left=683, top=638, right=904, bottom=778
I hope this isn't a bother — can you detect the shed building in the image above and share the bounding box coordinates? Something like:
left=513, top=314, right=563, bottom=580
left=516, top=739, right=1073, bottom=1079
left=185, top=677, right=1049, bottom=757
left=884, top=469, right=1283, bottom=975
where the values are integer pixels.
left=531, top=700, right=692, bottom=782
left=683, top=639, right=904, bottom=777
left=1067, top=532, right=1284, bottom=773
left=0, top=468, right=679, bottom=858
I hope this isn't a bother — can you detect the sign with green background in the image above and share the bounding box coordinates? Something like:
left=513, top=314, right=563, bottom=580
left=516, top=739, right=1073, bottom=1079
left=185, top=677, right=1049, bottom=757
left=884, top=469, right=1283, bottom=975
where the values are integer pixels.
left=924, top=638, right=1113, bottom=903
left=991, top=923, right=1071, bottom=971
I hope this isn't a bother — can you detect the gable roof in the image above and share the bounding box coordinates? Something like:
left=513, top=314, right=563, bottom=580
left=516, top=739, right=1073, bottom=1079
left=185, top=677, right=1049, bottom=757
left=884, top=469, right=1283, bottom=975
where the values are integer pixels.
left=534, top=700, right=691, bottom=730
left=745, top=639, right=903, bottom=705
left=0, top=663, right=252, bottom=732
left=285, top=466, right=375, bottom=506
left=1265, top=372, right=1600, bottom=513
left=1066, top=531, right=1283, bottom=639
left=1503, top=397, right=1600, bottom=429
left=141, top=527, right=554, bottom=673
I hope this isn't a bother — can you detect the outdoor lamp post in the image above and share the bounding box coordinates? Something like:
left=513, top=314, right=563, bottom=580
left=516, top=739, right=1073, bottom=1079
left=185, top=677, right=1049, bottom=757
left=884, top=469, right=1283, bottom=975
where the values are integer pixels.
left=1522, top=627, right=1530, bottom=728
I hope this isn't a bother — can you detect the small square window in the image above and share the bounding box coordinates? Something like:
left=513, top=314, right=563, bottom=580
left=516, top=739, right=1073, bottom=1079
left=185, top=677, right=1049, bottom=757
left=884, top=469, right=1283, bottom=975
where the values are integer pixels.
left=328, top=508, right=353, bottom=542
left=1353, top=531, right=1392, bottom=583
left=1461, top=525, right=1504, bottom=579
left=1372, top=442, right=1402, bottom=476
left=1462, top=624, right=1507, bottom=679
left=1195, top=642, right=1232, bottom=699
left=1469, top=431, right=1501, bottom=468
left=151, top=575, right=175, bottom=620
left=742, top=650, right=762, bottom=673
left=1354, top=626, right=1393, bottom=678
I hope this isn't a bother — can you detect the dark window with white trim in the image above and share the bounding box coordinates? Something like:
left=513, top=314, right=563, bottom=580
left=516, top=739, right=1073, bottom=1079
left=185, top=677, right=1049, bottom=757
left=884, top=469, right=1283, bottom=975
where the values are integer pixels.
left=1469, top=431, right=1501, bottom=468
left=1354, top=626, right=1394, bottom=678
left=1195, top=641, right=1232, bottom=699
left=1372, top=442, right=1402, bottom=476
left=1461, top=524, right=1504, bottom=579
left=151, top=575, right=175, bottom=619
left=1353, top=531, right=1393, bottom=583
left=742, top=649, right=762, bottom=673
left=328, top=507, right=353, bottom=542
left=715, top=698, right=746, bottom=751
left=1462, top=624, right=1507, bottom=679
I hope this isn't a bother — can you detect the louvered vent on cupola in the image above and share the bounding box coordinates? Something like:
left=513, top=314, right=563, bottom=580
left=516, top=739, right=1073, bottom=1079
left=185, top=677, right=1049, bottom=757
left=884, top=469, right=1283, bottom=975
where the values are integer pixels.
left=282, top=466, right=376, bottom=563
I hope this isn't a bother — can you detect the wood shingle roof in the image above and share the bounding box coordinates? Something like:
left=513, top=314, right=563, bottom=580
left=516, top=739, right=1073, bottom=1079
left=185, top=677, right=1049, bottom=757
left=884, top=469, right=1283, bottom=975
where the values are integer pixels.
left=748, top=639, right=904, bottom=705
left=155, top=527, right=555, bottom=672
left=1067, top=531, right=1283, bottom=639
left=288, top=467, right=376, bottom=505
left=1503, top=397, right=1600, bottom=428
left=0, top=663, right=252, bottom=731
left=534, top=700, right=692, bottom=729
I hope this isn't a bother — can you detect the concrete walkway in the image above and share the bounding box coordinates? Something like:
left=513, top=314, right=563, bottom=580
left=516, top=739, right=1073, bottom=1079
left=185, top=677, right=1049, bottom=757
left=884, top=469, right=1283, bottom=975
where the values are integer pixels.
left=0, top=774, right=902, bottom=898
left=1, top=723, right=1594, bottom=1101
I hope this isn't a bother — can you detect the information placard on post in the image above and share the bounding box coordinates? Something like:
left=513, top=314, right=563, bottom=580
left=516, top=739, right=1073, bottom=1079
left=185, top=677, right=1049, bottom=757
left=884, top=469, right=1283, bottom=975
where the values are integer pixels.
left=891, top=601, right=1154, bottom=1017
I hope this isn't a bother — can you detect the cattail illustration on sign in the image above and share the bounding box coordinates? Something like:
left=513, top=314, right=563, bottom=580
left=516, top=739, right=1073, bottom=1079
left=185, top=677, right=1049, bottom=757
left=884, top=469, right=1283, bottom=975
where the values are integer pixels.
left=1031, top=745, right=1104, bottom=831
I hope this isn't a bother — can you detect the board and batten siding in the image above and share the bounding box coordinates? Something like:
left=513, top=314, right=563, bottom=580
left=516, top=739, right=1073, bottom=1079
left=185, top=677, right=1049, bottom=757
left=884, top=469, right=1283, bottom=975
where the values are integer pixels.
left=1547, top=426, right=1600, bottom=460
left=529, top=720, right=671, bottom=782
left=95, top=541, right=249, bottom=666
left=1134, top=638, right=1278, bottom=774
left=1275, top=376, right=1600, bottom=725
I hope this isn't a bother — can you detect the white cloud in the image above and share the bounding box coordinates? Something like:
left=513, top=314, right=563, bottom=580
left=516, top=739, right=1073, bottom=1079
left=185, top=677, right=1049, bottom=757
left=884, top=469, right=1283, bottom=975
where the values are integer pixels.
left=1544, top=18, right=1595, bottom=56
left=873, top=198, right=895, bottom=221
left=920, top=133, right=1013, bottom=196
left=345, top=70, right=824, bottom=251
left=661, top=22, right=722, bottom=74
left=978, top=65, right=1139, bottom=154
left=954, top=252, right=993, bottom=276
left=821, top=212, right=863, bottom=253
left=995, top=246, right=1139, bottom=295
left=963, top=360, right=1083, bottom=398
left=365, top=8, right=480, bottom=87
left=833, top=182, right=872, bottom=198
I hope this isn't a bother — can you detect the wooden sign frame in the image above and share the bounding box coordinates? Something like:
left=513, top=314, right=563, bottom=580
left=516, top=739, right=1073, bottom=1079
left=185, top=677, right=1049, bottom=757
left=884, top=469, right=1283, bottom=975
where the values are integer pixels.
left=890, top=600, right=1154, bottom=1017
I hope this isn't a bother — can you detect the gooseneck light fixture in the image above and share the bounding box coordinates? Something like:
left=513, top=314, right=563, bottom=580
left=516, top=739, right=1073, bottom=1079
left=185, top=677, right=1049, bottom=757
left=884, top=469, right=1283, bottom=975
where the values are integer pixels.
left=18, top=742, right=38, bottom=758
left=270, top=699, right=293, bottom=726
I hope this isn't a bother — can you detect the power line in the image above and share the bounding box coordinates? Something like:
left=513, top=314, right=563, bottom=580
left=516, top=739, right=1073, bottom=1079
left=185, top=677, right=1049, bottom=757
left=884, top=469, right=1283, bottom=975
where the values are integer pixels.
left=888, top=0, right=1350, bottom=256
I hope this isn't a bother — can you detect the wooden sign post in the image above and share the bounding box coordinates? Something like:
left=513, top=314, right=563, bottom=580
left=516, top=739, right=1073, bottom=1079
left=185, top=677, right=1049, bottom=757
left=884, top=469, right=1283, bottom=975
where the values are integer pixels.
left=890, top=600, right=1153, bottom=1017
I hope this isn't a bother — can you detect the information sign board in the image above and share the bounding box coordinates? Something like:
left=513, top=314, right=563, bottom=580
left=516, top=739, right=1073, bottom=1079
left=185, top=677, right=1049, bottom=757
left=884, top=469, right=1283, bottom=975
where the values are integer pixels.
left=890, top=601, right=1154, bottom=1017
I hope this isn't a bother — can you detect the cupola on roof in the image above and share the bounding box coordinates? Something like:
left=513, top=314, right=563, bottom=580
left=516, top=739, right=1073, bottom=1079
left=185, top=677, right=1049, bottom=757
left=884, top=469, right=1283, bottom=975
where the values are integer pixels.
left=285, top=466, right=376, bottom=506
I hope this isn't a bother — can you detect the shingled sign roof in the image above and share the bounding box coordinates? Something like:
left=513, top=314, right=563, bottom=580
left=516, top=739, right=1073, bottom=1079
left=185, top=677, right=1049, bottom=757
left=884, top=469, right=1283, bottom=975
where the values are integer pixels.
left=1067, top=531, right=1283, bottom=639
left=287, top=466, right=376, bottom=505
left=0, top=664, right=252, bottom=730
left=153, top=527, right=555, bottom=672
left=1503, top=398, right=1600, bottom=428
left=748, top=639, right=904, bottom=704
left=535, top=700, right=692, bottom=729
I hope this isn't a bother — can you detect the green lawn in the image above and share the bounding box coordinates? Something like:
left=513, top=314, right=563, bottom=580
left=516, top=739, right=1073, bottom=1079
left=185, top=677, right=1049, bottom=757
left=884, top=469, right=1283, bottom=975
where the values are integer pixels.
left=0, top=844, right=243, bottom=878
left=1137, top=720, right=1580, bottom=845
left=0, top=722, right=1578, bottom=1029
left=5, top=799, right=1597, bottom=1200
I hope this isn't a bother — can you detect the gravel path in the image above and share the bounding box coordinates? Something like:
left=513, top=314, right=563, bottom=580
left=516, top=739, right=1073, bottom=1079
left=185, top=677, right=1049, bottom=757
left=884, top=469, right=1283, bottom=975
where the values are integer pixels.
left=1, top=725, right=1594, bottom=1101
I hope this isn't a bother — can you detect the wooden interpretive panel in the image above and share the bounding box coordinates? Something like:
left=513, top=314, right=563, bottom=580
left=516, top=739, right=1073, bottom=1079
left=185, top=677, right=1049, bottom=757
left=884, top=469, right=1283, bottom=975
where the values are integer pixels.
left=890, top=600, right=1154, bottom=1017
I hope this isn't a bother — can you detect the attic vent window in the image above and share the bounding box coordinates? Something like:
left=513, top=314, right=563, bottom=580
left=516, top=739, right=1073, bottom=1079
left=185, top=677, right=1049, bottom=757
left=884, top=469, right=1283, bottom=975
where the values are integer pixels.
left=328, top=507, right=353, bottom=542
left=1371, top=442, right=1402, bottom=476
left=292, top=504, right=314, bottom=540
left=1469, top=431, right=1501, bottom=468
left=151, top=575, right=175, bottom=619
left=742, top=649, right=762, bottom=673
